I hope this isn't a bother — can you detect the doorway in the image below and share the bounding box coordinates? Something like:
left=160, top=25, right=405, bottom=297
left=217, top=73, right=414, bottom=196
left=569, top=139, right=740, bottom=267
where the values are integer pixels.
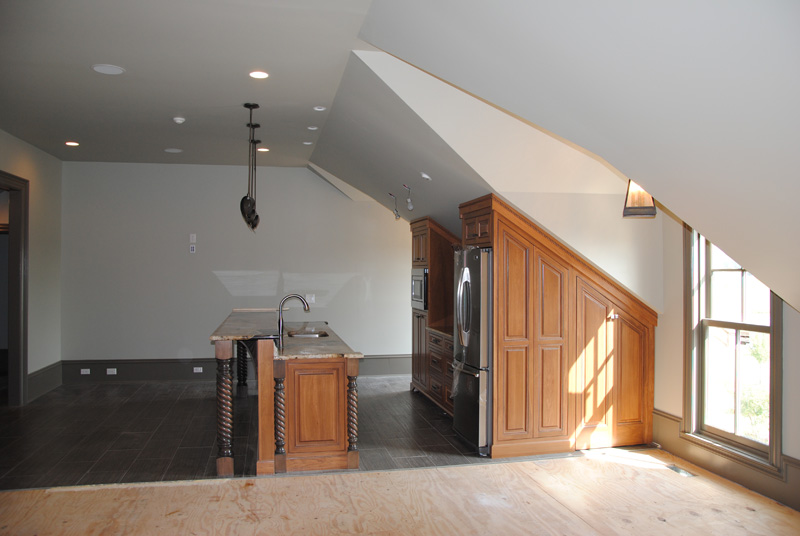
left=0, top=170, right=29, bottom=406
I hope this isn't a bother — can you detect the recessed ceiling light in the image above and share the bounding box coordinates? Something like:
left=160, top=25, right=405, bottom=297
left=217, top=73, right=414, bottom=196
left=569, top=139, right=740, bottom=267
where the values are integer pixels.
left=307, top=126, right=319, bottom=131
left=257, top=147, right=269, bottom=152
left=313, top=106, right=326, bottom=112
left=303, top=141, right=313, bottom=145
left=249, top=71, right=269, bottom=79
left=65, top=141, right=80, bottom=147
left=92, top=64, right=125, bottom=75
left=420, top=172, right=432, bottom=181
left=173, top=116, right=186, bottom=124
left=164, top=148, right=183, bottom=153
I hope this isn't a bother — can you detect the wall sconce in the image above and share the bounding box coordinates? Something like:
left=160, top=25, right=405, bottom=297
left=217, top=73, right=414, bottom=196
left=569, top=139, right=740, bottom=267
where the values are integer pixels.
left=388, top=193, right=401, bottom=220
left=622, top=179, right=657, bottom=218
left=403, top=184, right=414, bottom=211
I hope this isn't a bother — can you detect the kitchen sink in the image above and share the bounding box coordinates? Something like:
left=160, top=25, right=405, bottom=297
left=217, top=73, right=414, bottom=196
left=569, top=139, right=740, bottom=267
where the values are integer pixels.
left=287, top=329, right=328, bottom=338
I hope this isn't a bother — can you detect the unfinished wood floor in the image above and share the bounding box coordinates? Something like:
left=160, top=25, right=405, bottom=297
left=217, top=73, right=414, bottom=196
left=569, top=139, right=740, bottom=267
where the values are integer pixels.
left=1, top=448, right=797, bottom=535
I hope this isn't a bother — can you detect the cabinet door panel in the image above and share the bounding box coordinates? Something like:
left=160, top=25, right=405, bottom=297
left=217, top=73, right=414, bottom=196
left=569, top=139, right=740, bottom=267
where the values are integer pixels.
left=286, top=362, right=346, bottom=453
left=503, top=230, right=530, bottom=340
left=617, top=316, right=644, bottom=425
left=538, top=345, right=564, bottom=431
left=499, top=346, right=531, bottom=438
left=576, top=281, right=613, bottom=448
left=539, top=259, right=565, bottom=339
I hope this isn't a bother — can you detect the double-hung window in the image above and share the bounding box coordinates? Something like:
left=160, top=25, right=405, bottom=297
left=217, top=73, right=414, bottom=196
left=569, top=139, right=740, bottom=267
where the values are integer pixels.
left=685, top=230, right=782, bottom=471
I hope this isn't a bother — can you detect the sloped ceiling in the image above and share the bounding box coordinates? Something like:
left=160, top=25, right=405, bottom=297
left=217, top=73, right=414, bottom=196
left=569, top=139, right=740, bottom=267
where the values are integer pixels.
left=309, top=52, right=492, bottom=234
left=360, top=0, right=800, bottom=310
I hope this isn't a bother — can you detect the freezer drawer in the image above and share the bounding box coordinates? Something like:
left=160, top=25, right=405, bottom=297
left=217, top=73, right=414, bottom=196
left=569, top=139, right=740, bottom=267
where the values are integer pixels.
left=452, top=367, right=491, bottom=456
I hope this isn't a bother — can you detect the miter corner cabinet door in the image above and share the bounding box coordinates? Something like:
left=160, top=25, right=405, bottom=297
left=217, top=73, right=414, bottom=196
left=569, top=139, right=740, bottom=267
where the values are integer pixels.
left=575, top=277, right=650, bottom=450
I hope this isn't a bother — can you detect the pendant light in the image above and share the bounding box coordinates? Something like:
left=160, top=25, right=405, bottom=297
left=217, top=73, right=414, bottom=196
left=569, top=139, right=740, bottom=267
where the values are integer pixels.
left=240, top=103, right=261, bottom=231
left=388, top=193, right=401, bottom=220
left=622, top=179, right=657, bottom=218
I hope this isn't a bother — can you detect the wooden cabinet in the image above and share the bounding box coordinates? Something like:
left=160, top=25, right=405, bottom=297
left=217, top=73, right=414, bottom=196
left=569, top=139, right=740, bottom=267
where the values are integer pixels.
left=575, top=277, right=652, bottom=449
left=426, top=328, right=455, bottom=415
left=411, top=310, right=429, bottom=391
left=411, top=221, right=429, bottom=267
left=459, top=194, right=656, bottom=458
left=409, top=217, right=459, bottom=414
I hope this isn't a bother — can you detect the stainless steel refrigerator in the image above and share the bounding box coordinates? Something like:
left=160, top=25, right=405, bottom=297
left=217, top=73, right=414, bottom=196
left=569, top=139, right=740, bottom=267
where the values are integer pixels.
left=452, top=246, right=492, bottom=456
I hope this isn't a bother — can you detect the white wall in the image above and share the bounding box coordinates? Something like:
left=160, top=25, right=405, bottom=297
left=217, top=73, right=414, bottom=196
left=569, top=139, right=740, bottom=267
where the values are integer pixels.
left=61, top=162, right=410, bottom=361
left=0, top=129, right=62, bottom=373
left=653, top=210, right=800, bottom=459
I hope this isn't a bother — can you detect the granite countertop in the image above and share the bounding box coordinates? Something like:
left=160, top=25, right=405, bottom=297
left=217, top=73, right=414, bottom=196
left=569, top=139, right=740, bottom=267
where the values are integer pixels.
left=210, top=309, right=362, bottom=360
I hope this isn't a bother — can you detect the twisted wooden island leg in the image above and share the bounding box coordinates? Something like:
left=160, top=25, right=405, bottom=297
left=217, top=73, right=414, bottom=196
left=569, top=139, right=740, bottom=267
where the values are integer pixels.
left=215, top=341, right=235, bottom=476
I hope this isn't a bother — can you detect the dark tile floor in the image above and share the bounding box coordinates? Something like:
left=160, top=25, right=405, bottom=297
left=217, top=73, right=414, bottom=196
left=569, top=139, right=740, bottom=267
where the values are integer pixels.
left=0, top=375, right=484, bottom=491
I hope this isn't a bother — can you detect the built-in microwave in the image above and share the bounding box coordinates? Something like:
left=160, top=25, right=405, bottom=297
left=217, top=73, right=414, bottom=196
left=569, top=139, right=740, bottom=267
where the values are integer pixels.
left=411, top=268, right=428, bottom=310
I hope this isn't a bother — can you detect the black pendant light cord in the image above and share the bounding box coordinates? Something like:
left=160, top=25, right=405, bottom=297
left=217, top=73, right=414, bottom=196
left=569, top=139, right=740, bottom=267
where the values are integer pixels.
left=241, top=103, right=261, bottom=230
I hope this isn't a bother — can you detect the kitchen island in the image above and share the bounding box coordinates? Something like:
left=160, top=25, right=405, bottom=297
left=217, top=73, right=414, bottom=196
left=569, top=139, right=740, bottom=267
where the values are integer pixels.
left=210, top=310, right=363, bottom=476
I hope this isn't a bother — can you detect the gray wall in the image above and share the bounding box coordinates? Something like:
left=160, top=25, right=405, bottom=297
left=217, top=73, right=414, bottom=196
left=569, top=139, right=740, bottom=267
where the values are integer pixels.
left=0, top=128, right=63, bottom=373
left=61, top=162, right=411, bottom=361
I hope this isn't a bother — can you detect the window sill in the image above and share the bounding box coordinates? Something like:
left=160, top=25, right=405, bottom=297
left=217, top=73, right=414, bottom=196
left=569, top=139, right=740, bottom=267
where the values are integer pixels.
left=679, top=431, right=784, bottom=480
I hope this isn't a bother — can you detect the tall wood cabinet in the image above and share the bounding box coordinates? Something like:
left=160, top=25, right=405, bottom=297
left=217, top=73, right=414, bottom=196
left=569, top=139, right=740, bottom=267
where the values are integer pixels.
left=459, top=194, right=657, bottom=457
left=409, top=217, right=460, bottom=414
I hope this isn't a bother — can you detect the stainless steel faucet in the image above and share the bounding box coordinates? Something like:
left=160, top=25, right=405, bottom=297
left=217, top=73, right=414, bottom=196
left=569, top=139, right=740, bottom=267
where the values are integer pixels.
left=278, top=293, right=310, bottom=348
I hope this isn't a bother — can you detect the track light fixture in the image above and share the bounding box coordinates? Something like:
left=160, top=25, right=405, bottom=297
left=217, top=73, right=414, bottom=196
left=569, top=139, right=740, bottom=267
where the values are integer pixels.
left=388, top=193, right=401, bottom=220
left=403, top=184, right=414, bottom=211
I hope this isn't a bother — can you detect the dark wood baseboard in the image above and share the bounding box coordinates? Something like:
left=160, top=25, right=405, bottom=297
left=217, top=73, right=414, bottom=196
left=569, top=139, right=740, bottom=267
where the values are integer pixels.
left=62, top=358, right=218, bottom=383
left=653, top=409, right=800, bottom=511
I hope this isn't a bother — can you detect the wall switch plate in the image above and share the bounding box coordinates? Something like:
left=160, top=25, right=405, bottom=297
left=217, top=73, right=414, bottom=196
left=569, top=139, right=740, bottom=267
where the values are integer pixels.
left=305, top=293, right=315, bottom=304
left=189, top=233, right=197, bottom=243
left=193, top=366, right=203, bottom=373
left=80, top=368, right=91, bottom=375
left=106, top=368, right=117, bottom=375
left=189, top=244, right=196, bottom=254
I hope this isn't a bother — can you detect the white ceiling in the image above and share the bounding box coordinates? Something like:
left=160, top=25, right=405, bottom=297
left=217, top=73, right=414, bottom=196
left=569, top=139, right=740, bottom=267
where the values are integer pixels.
left=0, top=0, right=373, bottom=166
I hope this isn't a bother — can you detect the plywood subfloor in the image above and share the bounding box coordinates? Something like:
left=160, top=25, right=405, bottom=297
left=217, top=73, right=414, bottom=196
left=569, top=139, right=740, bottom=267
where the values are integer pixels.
left=0, top=448, right=797, bottom=535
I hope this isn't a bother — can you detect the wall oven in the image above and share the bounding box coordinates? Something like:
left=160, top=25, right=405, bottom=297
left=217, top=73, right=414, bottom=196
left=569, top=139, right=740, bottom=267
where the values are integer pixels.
left=411, top=268, right=428, bottom=310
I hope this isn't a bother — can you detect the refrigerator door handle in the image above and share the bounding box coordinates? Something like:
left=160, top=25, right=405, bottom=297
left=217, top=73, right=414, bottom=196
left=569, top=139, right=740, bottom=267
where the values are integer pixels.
left=456, top=267, right=471, bottom=347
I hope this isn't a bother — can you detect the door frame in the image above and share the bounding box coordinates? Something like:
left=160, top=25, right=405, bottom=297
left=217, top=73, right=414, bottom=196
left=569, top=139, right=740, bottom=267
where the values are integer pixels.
left=0, top=169, right=29, bottom=406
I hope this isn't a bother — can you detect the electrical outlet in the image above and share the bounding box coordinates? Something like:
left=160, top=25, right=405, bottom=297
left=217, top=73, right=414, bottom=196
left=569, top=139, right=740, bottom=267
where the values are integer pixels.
left=193, top=366, right=203, bottom=374
left=189, top=233, right=197, bottom=243
left=305, top=293, right=315, bottom=304
left=106, top=368, right=117, bottom=376
left=189, top=244, right=196, bottom=254
left=80, top=368, right=91, bottom=375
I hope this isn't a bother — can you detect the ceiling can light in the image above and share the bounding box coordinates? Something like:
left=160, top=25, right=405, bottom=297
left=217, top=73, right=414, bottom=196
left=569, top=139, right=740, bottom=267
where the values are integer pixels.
left=313, top=106, right=326, bottom=112
left=257, top=147, right=269, bottom=152
left=164, top=148, right=183, bottom=153
left=249, top=71, right=269, bottom=79
left=65, top=141, right=79, bottom=147
left=302, top=141, right=313, bottom=145
left=307, top=126, right=318, bottom=131
left=173, top=116, right=186, bottom=124
left=622, top=179, right=657, bottom=218
left=91, top=64, right=126, bottom=75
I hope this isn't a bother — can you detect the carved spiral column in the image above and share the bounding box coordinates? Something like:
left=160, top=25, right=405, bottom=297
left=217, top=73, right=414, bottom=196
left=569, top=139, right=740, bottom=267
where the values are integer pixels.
left=216, top=357, right=234, bottom=459
left=236, top=341, right=249, bottom=386
left=274, top=377, right=286, bottom=455
left=347, top=375, right=358, bottom=452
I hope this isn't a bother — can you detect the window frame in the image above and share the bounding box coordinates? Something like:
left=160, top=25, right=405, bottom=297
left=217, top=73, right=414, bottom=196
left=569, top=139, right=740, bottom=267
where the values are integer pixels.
left=683, top=226, right=783, bottom=475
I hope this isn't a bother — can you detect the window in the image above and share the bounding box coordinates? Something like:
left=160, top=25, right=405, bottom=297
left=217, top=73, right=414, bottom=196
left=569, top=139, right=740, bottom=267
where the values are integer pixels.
left=684, top=229, right=782, bottom=471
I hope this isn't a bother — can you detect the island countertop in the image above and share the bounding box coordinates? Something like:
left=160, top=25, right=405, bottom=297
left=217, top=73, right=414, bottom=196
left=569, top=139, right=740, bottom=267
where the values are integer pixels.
left=210, top=309, right=362, bottom=360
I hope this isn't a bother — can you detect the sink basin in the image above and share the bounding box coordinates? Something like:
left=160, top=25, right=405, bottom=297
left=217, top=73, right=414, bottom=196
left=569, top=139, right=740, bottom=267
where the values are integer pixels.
left=287, top=329, right=328, bottom=338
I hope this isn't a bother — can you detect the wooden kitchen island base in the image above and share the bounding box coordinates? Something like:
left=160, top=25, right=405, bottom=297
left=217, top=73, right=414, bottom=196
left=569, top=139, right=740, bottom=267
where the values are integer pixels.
left=211, top=311, right=363, bottom=477
left=256, top=338, right=361, bottom=475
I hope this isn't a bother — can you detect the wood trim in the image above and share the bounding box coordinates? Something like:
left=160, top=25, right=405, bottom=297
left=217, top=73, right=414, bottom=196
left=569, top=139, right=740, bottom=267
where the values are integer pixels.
left=0, top=169, right=29, bottom=406
left=653, top=410, right=799, bottom=511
